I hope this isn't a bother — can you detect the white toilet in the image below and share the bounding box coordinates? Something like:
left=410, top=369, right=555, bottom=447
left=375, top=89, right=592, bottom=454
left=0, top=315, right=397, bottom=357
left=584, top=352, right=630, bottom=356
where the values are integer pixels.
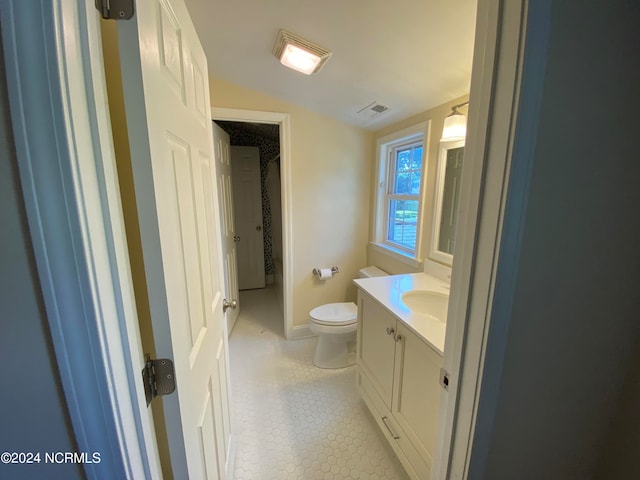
left=309, top=266, right=388, bottom=368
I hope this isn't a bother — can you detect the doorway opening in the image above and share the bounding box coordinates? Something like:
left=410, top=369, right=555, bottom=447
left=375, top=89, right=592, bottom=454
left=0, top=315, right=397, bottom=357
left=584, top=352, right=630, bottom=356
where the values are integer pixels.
left=212, top=108, right=292, bottom=340
left=215, top=120, right=285, bottom=337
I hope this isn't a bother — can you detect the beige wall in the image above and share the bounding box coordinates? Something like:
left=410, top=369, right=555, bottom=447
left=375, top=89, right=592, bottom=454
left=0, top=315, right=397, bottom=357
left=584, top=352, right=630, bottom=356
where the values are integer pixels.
left=210, top=77, right=373, bottom=328
left=367, top=95, right=470, bottom=275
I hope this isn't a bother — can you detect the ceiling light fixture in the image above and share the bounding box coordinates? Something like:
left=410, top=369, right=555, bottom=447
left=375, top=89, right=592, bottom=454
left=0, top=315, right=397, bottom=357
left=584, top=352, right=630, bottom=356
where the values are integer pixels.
left=441, top=101, right=470, bottom=141
left=273, top=29, right=332, bottom=75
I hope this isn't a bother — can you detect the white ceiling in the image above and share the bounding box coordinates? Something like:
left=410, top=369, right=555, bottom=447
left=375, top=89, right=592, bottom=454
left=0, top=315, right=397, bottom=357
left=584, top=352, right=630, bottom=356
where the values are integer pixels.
left=184, top=0, right=477, bottom=130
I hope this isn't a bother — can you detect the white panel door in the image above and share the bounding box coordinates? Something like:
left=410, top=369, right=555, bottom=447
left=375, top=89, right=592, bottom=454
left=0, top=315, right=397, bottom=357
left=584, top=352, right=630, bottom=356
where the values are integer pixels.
left=118, top=0, right=233, bottom=478
left=213, top=123, right=240, bottom=334
left=231, top=146, right=265, bottom=290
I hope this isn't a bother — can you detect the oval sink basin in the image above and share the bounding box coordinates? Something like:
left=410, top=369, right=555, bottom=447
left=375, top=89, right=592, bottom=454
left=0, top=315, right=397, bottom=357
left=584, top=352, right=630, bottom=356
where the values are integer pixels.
left=401, top=290, right=449, bottom=322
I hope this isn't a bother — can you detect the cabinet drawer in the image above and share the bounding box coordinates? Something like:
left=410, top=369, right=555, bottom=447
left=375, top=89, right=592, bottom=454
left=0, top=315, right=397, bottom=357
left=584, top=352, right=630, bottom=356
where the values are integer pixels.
left=395, top=421, right=431, bottom=480
left=357, top=371, right=423, bottom=480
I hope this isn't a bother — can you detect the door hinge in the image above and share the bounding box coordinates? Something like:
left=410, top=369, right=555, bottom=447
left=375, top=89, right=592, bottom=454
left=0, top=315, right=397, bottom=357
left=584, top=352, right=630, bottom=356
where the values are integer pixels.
left=440, top=368, right=451, bottom=392
left=142, top=354, right=176, bottom=407
left=95, top=0, right=135, bottom=20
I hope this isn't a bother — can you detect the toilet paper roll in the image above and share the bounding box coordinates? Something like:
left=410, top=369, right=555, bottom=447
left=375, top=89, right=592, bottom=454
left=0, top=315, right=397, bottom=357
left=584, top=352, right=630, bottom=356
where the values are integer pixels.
left=319, top=268, right=333, bottom=280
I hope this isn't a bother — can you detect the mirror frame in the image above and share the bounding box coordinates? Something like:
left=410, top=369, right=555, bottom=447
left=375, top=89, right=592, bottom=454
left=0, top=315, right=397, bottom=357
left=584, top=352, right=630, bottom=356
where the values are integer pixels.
left=429, top=139, right=465, bottom=266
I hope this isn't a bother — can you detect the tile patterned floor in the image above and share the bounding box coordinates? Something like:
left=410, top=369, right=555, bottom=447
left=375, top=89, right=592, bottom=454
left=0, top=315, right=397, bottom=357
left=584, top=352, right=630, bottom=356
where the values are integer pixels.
left=229, top=286, right=409, bottom=480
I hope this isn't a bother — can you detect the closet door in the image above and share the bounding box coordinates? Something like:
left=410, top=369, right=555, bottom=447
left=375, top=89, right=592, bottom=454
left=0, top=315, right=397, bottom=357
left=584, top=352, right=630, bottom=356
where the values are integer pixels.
left=231, top=146, right=265, bottom=290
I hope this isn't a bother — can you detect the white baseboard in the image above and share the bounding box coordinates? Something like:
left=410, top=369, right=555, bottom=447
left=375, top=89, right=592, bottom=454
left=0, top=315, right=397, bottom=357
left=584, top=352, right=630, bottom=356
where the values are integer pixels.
left=290, top=324, right=315, bottom=340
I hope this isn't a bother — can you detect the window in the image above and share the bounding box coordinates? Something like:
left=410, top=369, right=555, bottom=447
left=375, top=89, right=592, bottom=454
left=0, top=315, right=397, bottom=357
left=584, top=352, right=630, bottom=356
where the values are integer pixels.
left=386, top=141, right=423, bottom=252
left=372, top=122, right=428, bottom=263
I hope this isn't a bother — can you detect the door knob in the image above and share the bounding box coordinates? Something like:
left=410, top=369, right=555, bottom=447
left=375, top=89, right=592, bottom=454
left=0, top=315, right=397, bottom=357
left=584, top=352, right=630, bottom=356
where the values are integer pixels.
left=256, top=225, right=262, bottom=231
left=222, top=299, right=237, bottom=313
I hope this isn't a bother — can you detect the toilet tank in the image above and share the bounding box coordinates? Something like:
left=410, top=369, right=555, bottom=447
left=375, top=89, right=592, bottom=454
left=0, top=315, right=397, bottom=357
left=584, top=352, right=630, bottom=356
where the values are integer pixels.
left=358, top=266, right=388, bottom=278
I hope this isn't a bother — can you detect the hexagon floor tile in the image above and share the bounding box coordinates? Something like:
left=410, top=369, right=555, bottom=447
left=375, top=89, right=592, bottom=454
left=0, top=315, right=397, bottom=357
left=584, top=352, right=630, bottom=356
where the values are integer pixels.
left=229, top=286, right=409, bottom=480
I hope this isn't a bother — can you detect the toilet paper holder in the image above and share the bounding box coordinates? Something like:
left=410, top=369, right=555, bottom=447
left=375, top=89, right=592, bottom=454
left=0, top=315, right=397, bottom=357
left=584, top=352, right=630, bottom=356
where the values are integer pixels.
left=312, top=266, right=339, bottom=277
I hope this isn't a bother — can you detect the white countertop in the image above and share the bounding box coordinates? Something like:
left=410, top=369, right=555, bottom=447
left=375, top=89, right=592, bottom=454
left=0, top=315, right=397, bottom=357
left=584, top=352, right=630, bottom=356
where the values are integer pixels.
left=353, top=273, right=449, bottom=355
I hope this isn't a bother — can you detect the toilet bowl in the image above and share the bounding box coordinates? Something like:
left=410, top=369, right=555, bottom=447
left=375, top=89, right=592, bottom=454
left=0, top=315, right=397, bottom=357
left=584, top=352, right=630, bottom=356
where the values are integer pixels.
left=309, top=266, right=388, bottom=369
left=309, top=302, right=358, bottom=368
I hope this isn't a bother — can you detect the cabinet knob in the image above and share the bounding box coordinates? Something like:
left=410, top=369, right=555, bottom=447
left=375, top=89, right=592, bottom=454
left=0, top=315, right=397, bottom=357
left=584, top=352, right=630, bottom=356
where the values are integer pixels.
left=386, top=327, right=395, bottom=336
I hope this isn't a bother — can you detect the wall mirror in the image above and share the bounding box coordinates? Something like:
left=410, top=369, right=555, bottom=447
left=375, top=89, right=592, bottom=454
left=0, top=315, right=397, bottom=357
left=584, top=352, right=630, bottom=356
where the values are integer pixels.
left=429, top=140, right=465, bottom=266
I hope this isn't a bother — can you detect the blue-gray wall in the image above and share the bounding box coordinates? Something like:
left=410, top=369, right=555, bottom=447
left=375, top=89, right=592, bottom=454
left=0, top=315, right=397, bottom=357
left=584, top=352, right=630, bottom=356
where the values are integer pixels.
left=475, top=2, right=640, bottom=479
left=0, top=30, right=84, bottom=480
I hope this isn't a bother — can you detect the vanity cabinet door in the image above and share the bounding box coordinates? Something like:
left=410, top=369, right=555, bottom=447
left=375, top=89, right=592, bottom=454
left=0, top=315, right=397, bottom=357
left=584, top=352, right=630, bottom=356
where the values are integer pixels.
left=357, top=293, right=397, bottom=409
left=392, top=323, right=442, bottom=471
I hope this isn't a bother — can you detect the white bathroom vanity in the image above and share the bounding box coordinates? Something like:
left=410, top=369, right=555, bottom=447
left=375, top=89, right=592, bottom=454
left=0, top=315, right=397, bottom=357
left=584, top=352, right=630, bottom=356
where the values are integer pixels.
left=353, top=273, right=448, bottom=480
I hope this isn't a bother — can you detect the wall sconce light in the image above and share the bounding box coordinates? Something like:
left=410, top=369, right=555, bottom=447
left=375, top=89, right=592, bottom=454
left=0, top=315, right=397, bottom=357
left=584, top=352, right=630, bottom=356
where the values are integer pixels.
left=441, top=101, right=470, bottom=141
left=273, top=29, right=332, bottom=75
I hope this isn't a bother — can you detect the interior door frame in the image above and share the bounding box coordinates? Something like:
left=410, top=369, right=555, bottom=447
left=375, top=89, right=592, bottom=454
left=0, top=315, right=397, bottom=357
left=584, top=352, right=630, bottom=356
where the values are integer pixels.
left=211, top=108, right=294, bottom=339
left=434, top=0, right=552, bottom=478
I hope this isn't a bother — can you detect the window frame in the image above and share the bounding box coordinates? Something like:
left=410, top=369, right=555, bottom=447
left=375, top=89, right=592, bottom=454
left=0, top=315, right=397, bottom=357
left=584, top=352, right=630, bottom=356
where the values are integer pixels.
left=371, top=121, right=430, bottom=265
left=383, top=139, right=424, bottom=254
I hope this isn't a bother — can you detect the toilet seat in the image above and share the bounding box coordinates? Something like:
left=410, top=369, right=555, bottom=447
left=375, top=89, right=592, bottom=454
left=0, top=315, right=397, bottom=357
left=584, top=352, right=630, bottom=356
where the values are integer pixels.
left=309, top=302, right=357, bottom=326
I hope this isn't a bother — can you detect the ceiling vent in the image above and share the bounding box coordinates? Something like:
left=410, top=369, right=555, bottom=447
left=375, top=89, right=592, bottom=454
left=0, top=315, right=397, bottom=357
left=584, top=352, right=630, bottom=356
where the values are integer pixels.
left=357, top=101, right=390, bottom=118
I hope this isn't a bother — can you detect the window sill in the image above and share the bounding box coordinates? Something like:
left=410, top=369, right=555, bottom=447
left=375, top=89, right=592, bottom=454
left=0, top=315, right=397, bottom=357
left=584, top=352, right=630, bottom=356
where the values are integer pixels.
left=369, top=242, right=423, bottom=269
